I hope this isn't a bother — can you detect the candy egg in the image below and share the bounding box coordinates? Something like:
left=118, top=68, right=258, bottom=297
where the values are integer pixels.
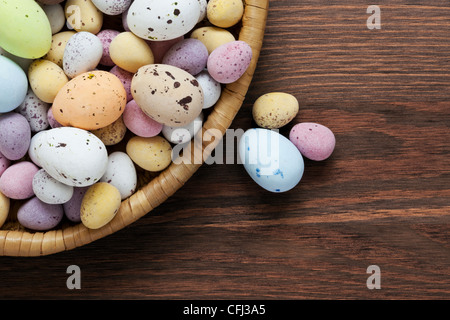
left=196, top=70, right=222, bottom=109
left=122, top=100, right=163, bottom=138
left=92, top=0, right=132, bottom=15
left=239, top=128, right=304, bottom=193
left=0, top=112, right=31, bottom=161
left=0, top=0, right=52, bottom=59
left=47, top=107, right=63, bottom=129
left=162, top=38, right=209, bottom=76
left=44, top=31, right=76, bottom=68
left=17, top=197, right=64, bottom=231
left=127, top=0, right=201, bottom=41
left=52, top=70, right=127, bottom=130
left=109, top=66, right=133, bottom=102
left=207, top=0, right=244, bottom=28
left=197, top=0, right=207, bottom=22
left=63, top=31, right=104, bottom=78
left=30, top=127, right=108, bottom=187
left=0, top=56, right=28, bottom=113
left=208, top=40, right=253, bottom=84
left=131, top=64, right=204, bottom=127
left=289, top=123, right=336, bottom=161
left=42, top=3, right=66, bottom=34
left=15, top=88, right=50, bottom=133
left=100, top=151, right=137, bottom=200
left=65, top=0, right=103, bottom=34
left=126, top=136, right=172, bottom=172
left=109, top=32, right=154, bottom=73
left=0, top=161, right=39, bottom=200
left=97, top=29, right=120, bottom=67
left=190, top=26, right=235, bottom=54
left=91, top=116, right=127, bottom=146
left=80, top=182, right=122, bottom=229
left=252, top=93, right=299, bottom=129
left=0, top=191, right=9, bottom=229
left=32, top=168, right=74, bottom=204
left=63, top=186, right=89, bottom=223
left=28, top=59, right=69, bottom=103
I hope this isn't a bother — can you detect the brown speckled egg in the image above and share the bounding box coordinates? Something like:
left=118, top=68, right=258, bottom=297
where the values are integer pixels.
left=131, top=64, right=203, bottom=127
left=52, top=71, right=127, bottom=130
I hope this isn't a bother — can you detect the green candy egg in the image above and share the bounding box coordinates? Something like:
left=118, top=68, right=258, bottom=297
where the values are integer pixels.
left=0, top=0, right=52, bottom=59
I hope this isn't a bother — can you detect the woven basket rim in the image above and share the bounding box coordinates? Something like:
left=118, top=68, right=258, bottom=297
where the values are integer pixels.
left=0, top=0, right=270, bottom=257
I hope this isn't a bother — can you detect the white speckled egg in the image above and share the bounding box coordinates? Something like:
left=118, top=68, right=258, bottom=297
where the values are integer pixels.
left=239, top=128, right=304, bottom=193
left=92, top=0, right=132, bottom=15
left=32, top=168, right=74, bottom=204
left=127, top=0, right=201, bottom=41
left=63, top=32, right=103, bottom=78
left=195, top=70, right=221, bottom=109
left=30, top=127, right=108, bottom=187
left=162, top=112, right=203, bottom=144
left=100, top=151, right=137, bottom=200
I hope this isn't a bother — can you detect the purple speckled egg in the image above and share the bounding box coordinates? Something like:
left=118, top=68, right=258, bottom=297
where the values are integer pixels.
left=147, top=36, right=184, bottom=64
left=123, top=100, right=163, bottom=137
left=63, top=186, right=89, bottom=223
left=17, top=197, right=64, bottom=231
left=0, top=151, right=10, bottom=177
left=109, top=65, right=133, bottom=102
left=289, top=122, right=336, bottom=161
left=162, top=38, right=208, bottom=76
left=47, top=107, right=64, bottom=128
left=97, top=29, right=120, bottom=67
left=0, top=161, right=39, bottom=200
left=207, top=40, right=253, bottom=84
left=0, top=112, right=31, bottom=161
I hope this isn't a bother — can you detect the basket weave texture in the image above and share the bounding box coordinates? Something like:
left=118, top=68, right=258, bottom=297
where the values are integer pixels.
left=0, top=0, right=269, bottom=257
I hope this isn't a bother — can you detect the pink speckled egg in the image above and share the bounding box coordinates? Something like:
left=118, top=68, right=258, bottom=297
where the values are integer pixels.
left=17, top=197, right=64, bottom=231
left=162, top=38, right=208, bottom=76
left=207, top=40, right=252, bottom=84
left=123, top=100, right=163, bottom=137
left=97, top=29, right=120, bottom=67
left=289, top=122, right=336, bottom=161
left=109, top=65, right=133, bottom=102
left=0, top=161, right=39, bottom=200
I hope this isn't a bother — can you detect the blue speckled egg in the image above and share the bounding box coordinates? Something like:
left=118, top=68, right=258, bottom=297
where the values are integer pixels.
left=239, top=128, right=304, bottom=193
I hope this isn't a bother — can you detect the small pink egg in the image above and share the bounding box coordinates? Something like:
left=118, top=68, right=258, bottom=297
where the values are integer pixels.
left=289, top=122, right=336, bottom=161
left=0, top=161, right=39, bottom=200
left=123, top=100, right=163, bottom=138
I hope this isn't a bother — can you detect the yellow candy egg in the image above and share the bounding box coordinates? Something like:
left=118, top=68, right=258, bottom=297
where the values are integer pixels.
left=91, top=116, right=127, bottom=146
left=190, top=26, right=235, bottom=54
left=65, top=0, right=103, bottom=34
left=252, top=92, right=300, bottom=129
left=109, top=32, right=155, bottom=74
left=28, top=59, right=69, bottom=103
left=80, top=182, right=121, bottom=229
left=207, top=0, right=244, bottom=28
left=44, top=31, right=76, bottom=68
left=0, top=191, right=10, bottom=229
left=126, top=136, right=172, bottom=172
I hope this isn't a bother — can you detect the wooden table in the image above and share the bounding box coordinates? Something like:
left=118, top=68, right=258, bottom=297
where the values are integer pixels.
left=1, top=0, right=449, bottom=300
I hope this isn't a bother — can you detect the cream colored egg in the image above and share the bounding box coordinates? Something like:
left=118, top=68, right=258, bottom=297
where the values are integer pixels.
left=0, top=191, right=10, bottom=229
left=109, top=32, right=154, bottom=73
left=252, top=92, right=299, bottom=129
left=80, top=182, right=121, bottom=229
left=28, top=59, right=69, bottom=103
left=65, top=0, right=103, bottom=34
left=207, top=0, right=244, bottom=28
left=91, top=116, right=127, bottom=146
left=45, top=31, right=76, bottom=68
left=126, top=136, right=172, bottom=172
left=190, top=26, right=236, bottom=54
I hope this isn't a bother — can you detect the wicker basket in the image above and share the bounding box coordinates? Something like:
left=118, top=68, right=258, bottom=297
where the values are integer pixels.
left=0, top=0, right=269, bottom=257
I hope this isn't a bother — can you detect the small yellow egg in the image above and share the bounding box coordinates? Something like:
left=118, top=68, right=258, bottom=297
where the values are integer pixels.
left=190, top=26, right=235, bottom=54
left=65, top=0, right=103, bottom=34
left=28, top=59, right=69, bottom=103
left=109, top=32, right=154, bottom=73
left=44, top=31, right=76, bottom=68
left=207, top=0, right=244, bottom=28
left=126, top=136, right=172, bottom=172
left=80, top=182, right=121, bottom=230
left=0, top=191, right=10, bottom=229
left=252, top=92, right=299, bottom=129
left=91, top=116, right=127, bottom=146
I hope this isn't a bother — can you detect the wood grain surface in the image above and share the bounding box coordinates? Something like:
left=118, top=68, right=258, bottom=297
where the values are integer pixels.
left=1, top=0, right=449, bottom=300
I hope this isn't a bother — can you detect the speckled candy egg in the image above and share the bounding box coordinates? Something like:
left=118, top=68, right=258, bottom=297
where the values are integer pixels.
left=122, top=100, right=163, bottom=138
left=289, top=122, right=336, bottom=161
left=253, top=93, right=299, bottom=129
left=0, top=56, right=28, bottom=113
left=162, top=112, right=203, bottom=144
left=65, top=0, right=103, bottom=34
left=100, top=151, right=137, bottom=200
left=52, top=70, right=127, bottom=130
left=162, top=39, right=208, bottom=76
left=239, top=128, right=305, bottom=193
left=190, top=26, right=235, bottom=54
left=109, top=66, right=133, bottom=102
left=0, top=112, right=31, bottom=161
left=127, top=0, right=201, bottom=41
left=126, top=136, right=172, bottom=172
left=15, top=88, right=50, bottom=133
left=63, top=32, right=103, bottom=78
left=92, top=0, right=132, bottom=15
left=91, top=116, right=127, bottom=146
left=207, top=0, right=244, bottom=28
left=196, top=70, right=222, bottom=109
left=208, top=40, right=253, bottom=84
left=17, top=197, right=64, bottom=231
left=32, top=168, right=74, bottom=204
left=97, top=29, right=120, bottom=66
left=0, top=161, right=39, bottom=200
left=131, top=64, right=204, bottom=127
left=109, top=32, right=154, bottom=73
left=0, top=191, right=9, bottom=229
left=30, top=127, right=108, bottom=187
left=28, top=59, right=69, bottom=103
left=63, top=186, right=89, bottom=222
left=80, top=182, right=122, bottom=229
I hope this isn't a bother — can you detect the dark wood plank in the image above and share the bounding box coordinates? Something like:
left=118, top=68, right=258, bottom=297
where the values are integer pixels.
left=0, top=0, right=449, bottom=300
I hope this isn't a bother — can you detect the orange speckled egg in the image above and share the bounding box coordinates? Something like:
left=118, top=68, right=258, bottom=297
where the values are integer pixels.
left=52, top=71, right=127, bottom=130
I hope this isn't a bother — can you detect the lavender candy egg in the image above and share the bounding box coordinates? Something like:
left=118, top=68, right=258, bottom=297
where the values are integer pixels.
left=0, top=161, right=39, bottom=200
left=162, top=38, right=208, bottom=76
left=109, top=65, right=133, bottom=102
left=17, top=197, right=64, bottom=231
left=207, top=40, right=253, bottom=84
left=0, top=112, right=31, bottom=161
left=15, top=88, right=50, bottom=133
left=122, top=100, right=163, bottom=138
left=63, top=186, right=89, bottom=222
left=289, top=122, right=336, bottom=161
left=47, top=107, right=63, bottom=128
left=32, top=168, right=74, bottom=204
left=97, top=29, right=120, bottom=66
